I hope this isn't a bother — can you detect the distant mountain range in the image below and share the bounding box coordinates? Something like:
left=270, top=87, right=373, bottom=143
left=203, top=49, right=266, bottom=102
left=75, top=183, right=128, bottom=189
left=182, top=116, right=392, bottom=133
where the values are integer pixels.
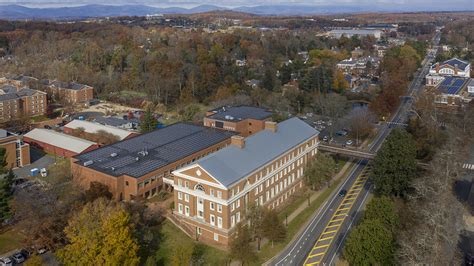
left=0, top=4, right=472, bottom=20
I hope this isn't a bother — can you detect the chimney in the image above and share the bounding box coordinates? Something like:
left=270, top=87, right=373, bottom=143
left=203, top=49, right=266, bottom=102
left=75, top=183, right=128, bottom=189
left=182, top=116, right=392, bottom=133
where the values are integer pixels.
left=265, top=121, right=278, bottom=133
left=231, top=135, right=245, bottom=149
left=435, top=63, right=440, bottom=73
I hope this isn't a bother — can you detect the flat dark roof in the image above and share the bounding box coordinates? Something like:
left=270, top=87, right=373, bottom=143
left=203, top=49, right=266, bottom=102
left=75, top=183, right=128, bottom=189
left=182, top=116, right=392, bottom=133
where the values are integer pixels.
left=208, top=106, right=272, bottom=122
left=74, top=123, right=236, bottom=178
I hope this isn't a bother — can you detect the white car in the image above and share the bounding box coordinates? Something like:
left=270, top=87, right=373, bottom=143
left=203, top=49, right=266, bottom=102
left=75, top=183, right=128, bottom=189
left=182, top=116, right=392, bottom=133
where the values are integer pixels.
left=0, top=257, right=12, bottom=266
left=40, top=168, right=48, bottom=177
left=346, top=140, right=354, bottom=146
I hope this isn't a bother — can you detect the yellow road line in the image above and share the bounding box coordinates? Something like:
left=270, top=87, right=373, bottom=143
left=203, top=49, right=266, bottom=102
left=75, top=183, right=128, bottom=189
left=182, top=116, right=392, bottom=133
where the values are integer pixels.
left=304, top=166, right=371, bottom=265
left=308, top=252, right=326, bottom=258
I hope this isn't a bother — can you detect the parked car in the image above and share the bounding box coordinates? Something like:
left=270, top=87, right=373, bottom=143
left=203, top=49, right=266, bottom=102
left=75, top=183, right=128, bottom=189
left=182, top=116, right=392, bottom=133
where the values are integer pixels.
left=20, top=248, right=32, bottom=258
left=0, top=257, right=12, bottom=266
left=11, top=253, right=25, bottom=264
left=338, top=189, right=347, bottom=197
left=323, top=136, right=329, bottom=142
left=40, top=168, right=48, bottom=177
left=43, top=125, right=52, bottom=129
left=336, top=130, right=348, bottom=136
left=37, top=247, right=47, bottom=254
left=346, top=140, right=354, bottom=146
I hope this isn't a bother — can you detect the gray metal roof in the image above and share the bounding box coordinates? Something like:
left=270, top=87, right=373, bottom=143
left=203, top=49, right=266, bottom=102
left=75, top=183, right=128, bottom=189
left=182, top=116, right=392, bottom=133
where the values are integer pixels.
left=74, top=123, right=236, bottom=178
left=196, top=117, right=319, bottom=187
left=208, top=106, right=272, bottom=121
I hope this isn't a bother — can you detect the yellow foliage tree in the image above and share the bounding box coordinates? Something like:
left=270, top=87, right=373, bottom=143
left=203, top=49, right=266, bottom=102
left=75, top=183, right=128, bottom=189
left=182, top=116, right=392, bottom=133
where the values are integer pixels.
left=57, top=198, right=140, bottom=266
left=332, top=69, right=350, bottom=93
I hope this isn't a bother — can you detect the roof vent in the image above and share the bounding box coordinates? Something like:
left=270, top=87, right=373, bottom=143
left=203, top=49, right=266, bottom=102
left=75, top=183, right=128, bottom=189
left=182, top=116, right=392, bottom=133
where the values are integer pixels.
left=111, top=167, right=115, bottom=171
left=110, top=153, right=118, bottom=157
left=83, top=160, right=94, bottom=166
left=225, top=115, right=234, bottom=120
left=136, top=157, right=140, bottom=161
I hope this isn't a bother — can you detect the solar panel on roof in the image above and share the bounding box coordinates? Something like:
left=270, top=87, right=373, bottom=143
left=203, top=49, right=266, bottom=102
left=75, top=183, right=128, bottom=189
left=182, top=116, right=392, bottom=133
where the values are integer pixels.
left=74, top=123, right=235, bottom=178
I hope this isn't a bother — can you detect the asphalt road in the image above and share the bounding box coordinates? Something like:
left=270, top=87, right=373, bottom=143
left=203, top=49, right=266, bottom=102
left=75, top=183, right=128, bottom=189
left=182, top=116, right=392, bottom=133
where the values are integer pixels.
left=268, top=32, right=441, bottom=266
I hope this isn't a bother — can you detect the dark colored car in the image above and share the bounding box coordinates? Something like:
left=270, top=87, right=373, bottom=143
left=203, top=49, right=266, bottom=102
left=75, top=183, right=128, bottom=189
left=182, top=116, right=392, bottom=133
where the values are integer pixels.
left=11, top=253, right=25, bottom=264
left=338, top=189, right=347, bottom=197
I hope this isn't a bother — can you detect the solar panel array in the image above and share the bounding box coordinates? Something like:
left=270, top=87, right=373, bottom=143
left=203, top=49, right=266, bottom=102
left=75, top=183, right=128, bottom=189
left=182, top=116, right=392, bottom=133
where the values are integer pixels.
left=74, top=123, right=235, bottom=178
left=437, top=76, right=468, bottom=95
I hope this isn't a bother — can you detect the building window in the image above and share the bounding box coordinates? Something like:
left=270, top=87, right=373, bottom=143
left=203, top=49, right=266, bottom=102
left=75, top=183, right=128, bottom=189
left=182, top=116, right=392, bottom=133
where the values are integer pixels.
left=197, top=227, right=202, bottom=235
left=217, top=204, right=222, bottom=213
left=236, top=212, right=241, bottom=223
left=185, top=194, right=189, bottom=202
left=217, top=191, right=222, bottom=199
left=210, top=215, right=215, bottom=226
left=210, top=188, right=214, bottom=196
left=231, top=215, right=235, bottom=227
left=184, top=181, right=189, bottom=188
left=217, top=217, right=223, bottom=228
left=185, top=206, right=190, bottom=216
left=178, top=192, right=183, bottom=200
left=125, top=181, right=129, bottom=186
left=195, top=184, right=205, bottom=192
left=214, top=233, right=219, bottom=241
left=210, top=202, right=215, bottom=211
left=178, top=203, right=183, bottom=214
left=236, top=199, right=240, bottom=208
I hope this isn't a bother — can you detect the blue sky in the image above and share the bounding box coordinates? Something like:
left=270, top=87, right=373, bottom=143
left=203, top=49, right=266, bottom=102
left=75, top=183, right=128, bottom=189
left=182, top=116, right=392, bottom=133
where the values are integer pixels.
left=0, top=0, right=473, bottom=9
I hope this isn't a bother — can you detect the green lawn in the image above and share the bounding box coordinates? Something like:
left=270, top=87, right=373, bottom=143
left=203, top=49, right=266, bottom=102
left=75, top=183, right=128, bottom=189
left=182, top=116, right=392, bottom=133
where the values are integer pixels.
left=0, top=229, right=25, bottom=254
left=154, top=220, right=228, bottom=266
left=30, top=115, right=49, bottom=122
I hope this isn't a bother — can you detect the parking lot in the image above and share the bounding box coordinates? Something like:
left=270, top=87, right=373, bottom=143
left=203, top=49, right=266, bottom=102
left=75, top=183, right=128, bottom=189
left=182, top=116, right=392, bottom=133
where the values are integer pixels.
left=300, top=115, right=357, bottom=147
left=13, top=147, right=55, bottom=179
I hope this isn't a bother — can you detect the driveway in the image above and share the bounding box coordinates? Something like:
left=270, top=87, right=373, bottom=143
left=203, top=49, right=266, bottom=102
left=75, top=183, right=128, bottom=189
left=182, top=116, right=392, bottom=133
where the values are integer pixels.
left=13, top=147, right=55, bottom=178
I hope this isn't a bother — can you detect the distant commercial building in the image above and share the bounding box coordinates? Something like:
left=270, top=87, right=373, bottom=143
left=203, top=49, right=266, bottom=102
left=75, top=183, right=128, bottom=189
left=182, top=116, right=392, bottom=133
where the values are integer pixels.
left=0, top=84, right=47, bottom=122
left=426, top=58, right=471, bottom=86
left=64, top=119, right=138, bottom=141
left=431, top=77, right=473, bottom=110
left=45, top=80, right=94, bottom=104
left=0, top=129, right=30, bottom=169
left=203, top=106, right=273, bottom=137
left=171, top=118, right=319, bottom=246
left=72, top=123, right=236, bottom=201
left=24, top=128, right=99, bottom=158
left=327, top=29, right=383, bottom=39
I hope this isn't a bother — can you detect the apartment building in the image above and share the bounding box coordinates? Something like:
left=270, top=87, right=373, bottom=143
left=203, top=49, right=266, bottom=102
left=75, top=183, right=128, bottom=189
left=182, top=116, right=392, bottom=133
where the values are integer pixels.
left=45, top=80, right=94, bottom=104
left=0, top=85, right=47, bottom=122
left=72, top=123, right=236, bottom=201
left=171, top=118, right=319, bottom=246
left=203, top=106, right=273, bottom=137
left=0, top=129, right=30, bottom=169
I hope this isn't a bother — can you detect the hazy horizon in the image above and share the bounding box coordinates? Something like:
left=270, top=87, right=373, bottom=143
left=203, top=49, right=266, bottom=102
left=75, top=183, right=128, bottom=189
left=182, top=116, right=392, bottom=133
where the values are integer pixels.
left=0, top=0, right=473, bottom=11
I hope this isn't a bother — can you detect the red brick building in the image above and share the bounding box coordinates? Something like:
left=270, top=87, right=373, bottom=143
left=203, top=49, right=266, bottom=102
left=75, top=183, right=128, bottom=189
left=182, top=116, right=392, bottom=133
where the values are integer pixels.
left=203, top=106, right=273, bottom=137
left=24, top=128, right=99, bottom=158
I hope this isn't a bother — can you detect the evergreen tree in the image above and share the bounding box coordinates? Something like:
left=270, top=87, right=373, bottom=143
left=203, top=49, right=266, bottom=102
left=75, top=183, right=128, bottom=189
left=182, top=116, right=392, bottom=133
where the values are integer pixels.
left=371, top=128, right=417, bottom=197
left=140, top=105, right=158, bottom=133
